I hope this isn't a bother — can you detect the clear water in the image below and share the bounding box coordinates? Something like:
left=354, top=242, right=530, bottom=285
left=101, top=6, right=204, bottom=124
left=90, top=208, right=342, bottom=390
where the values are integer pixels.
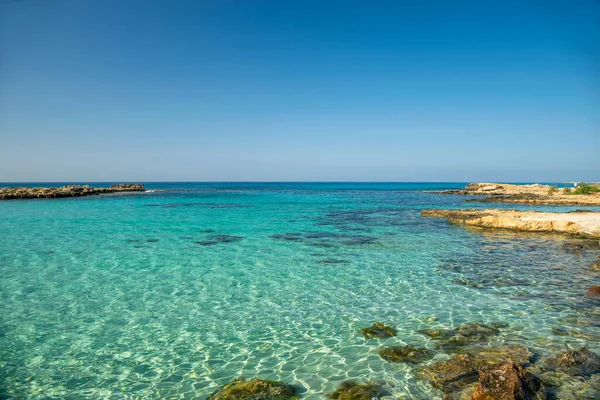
left=1, top=183, right=599, bottom=399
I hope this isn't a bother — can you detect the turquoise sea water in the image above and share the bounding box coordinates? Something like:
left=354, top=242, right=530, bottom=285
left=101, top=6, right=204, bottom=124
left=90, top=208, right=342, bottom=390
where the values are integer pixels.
left=1, top=182, right=599, bottom=399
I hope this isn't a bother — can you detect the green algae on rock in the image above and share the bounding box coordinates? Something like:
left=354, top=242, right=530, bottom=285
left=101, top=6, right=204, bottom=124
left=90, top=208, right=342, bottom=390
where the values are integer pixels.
left=378, top=344, right=434, bottom=364
left=325, top=381, right=387, bottom=400
left=207, top=377, right=298, bottom=400
left=359, top=322, right=397, bottom=339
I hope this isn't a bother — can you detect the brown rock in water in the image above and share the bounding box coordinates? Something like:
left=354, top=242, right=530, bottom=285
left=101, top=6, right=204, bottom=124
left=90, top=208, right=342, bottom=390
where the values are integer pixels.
left=544, top=347, right=600, bottom=377
left=471, top=361, right=545, bottom=400
left=359, top=322, right=397, bottom=339
left=417, top=345, right=535, bottom=398
left=325, top=380, right=387, bottom=400
left=207, top=377, right=297, bottom=400
left=378, top=344, right=434, bottom=364
left=462, top=345, right=534, bottom=368
left=591, top=257, right=600, bottom=271
left=585, top=285, right=600, bottom=298
left=417, top=354, right=480, bottom=393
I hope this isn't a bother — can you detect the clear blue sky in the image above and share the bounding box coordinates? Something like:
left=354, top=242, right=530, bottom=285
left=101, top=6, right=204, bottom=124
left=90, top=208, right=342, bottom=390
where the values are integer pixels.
left=1, top=0, right=598, bottom=182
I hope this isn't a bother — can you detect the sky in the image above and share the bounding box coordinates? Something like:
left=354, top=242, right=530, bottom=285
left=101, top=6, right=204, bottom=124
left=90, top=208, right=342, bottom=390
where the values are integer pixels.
left=0, top=0, right=599, bottom=182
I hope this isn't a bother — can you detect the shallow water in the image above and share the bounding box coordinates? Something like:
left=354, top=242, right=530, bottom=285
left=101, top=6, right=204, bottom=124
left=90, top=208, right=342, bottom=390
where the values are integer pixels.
left=1, top=183, right=599, bottom=399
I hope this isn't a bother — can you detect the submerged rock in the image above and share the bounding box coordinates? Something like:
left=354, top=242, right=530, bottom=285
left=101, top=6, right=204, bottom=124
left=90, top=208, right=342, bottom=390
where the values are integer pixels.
left=325, top=380, right=387, bottom=400
left=591, top=256, right=600, bottom=271
left=419, top=322, right=502, bottom=351
left=471, top=361, right=545, bottom=400
left=417, top=354, right=479, bottom=393
left=561, top=240, right=600, bottom=256
left=585, top=285, right=600, bottom=299
left=207, top=377, right=297, bottom=400
left=378, top=345, right=434, bottom=364
left=462, top=345, right=534, bottom=368
left=359, top=322, right=397, bottom=339
left=544, top=347, right=600, bottom=377
left=417, top=345, right=534, bottom=397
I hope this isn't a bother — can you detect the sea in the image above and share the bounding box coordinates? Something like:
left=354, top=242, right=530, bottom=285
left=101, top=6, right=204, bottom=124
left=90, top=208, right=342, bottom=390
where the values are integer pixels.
left=1, top=182, right=599, bottom=399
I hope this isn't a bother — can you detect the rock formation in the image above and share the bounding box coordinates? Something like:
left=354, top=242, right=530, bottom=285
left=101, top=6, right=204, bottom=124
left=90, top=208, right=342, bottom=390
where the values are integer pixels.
left=440, top=182, right=600, bottom=206
left=471, top=361, right=545, bottom=400
left=207, top=377, right=298, bottom=400
left=378, top=344, right=434, bottom=364
left=422, top=209, right=600, bottom=238
left=359, top=322, right=397, bottom=339
left=325, top=380, right=387, bottom=400
left=0, top=184, right=145, bottom=200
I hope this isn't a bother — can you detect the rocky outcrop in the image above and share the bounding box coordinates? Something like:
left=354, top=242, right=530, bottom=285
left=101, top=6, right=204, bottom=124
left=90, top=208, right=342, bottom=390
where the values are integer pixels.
left=440, top=182, right=600, bottom=206
left=417, top=345, right=536, bottom=398
left=109, top=183, right=144, bottom=191
left=441, top=183, right=552, bottom=196
left=207, top=377, right=298, bottom=400
left=471, top=361, right=545, bottom=400
left=0, top=184, right=145, bottom=200
left=422, top=209, right=600, bottom=238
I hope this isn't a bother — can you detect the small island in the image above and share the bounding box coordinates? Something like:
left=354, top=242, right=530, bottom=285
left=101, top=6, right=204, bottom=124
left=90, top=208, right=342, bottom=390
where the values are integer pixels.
left=0, top=183, right=145, bottom=200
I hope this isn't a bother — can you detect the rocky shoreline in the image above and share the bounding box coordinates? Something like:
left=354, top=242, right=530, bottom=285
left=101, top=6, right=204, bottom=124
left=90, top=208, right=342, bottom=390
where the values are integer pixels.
left=422, top=208, right=600, bottom=238
left=0, top=183, right=145, bottom=200
left=440, top=182, right=600, bottom=206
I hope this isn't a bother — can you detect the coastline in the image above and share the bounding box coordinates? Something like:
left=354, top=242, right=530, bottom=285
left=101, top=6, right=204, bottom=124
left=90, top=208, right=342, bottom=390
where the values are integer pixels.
left=422, top=208, right=600, bottom=238
left=439, top=182, right=600, bottom=206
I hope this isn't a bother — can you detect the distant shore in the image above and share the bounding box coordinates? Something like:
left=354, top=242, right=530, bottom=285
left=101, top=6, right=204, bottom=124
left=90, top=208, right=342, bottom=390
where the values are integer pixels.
left=0, top=183, right=145, bottom=200
left=439, top=182, right=600, bottom=206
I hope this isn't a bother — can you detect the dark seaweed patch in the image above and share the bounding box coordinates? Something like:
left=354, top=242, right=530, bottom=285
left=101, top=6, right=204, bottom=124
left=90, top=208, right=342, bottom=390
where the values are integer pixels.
left=318, top=259, right=349, bottom=265
left=269, top=233, right=304, bottom=241
left=196, top=235, right=244, bottom=246
left=146, top=239, right=159, bottom=243
left=270, top=231, right=378, bottom=247
left=147, top=203, right=250, bottom=209
left=200, top=229, right=216, bottom=233
left=308, top=242, right=337, bottom=248
left=125, top=239, right=142, bottom=243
